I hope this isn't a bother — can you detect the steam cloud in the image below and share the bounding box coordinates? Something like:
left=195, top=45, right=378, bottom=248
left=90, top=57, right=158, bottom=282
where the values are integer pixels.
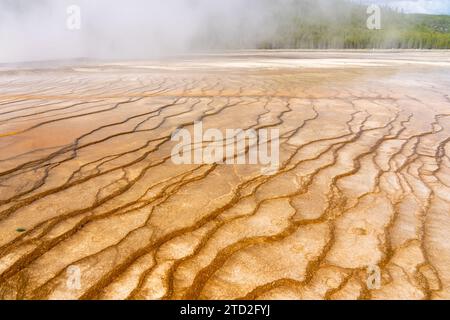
left=2, top=0, right=447, bottom=63
left=0, top=0, right=286, bottom=63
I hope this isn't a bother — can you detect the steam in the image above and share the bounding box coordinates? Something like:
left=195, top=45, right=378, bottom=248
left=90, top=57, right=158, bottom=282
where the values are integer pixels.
left=0, top=0, right=284, bottom=63
left=1, top=0, right=446, bottom=63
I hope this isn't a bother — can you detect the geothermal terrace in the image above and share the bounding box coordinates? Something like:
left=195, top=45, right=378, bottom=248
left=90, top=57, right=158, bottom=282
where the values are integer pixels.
left=0, top=51, right=449, bottom=300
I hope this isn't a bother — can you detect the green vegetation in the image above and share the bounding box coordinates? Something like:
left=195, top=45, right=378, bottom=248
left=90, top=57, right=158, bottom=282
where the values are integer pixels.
left=259, top=1, right=450, bottom=49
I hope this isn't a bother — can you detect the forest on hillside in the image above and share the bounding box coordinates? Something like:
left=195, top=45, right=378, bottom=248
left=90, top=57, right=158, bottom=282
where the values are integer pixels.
left=197, top=0, right=450, bottom=50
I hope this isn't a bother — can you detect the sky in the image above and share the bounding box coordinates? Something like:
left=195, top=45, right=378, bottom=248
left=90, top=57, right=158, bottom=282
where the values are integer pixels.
left=359, top=0, right=450, bottom=14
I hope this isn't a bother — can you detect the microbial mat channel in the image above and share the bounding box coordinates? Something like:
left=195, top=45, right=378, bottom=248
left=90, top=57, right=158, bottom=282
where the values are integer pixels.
left=0, top=51, right=449, bottom=300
